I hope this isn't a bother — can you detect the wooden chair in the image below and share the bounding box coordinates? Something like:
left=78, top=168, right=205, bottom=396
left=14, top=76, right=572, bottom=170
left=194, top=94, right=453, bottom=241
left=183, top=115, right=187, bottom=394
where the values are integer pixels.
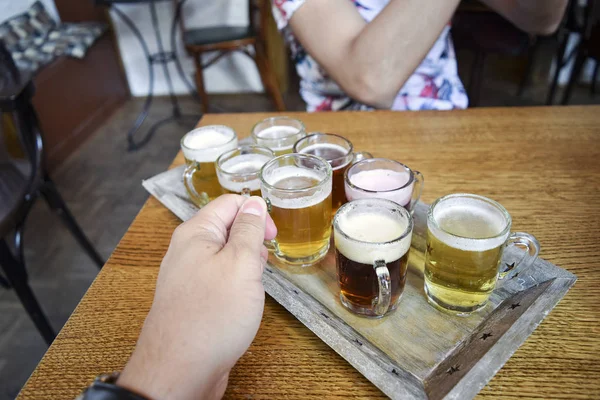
left=174, top=0, right=286, bottom=113
left=451, top=8, right=539, bottom=107
left=557, top=0, right=600, bottom=104
left=0, top=41, right=104, bottom=345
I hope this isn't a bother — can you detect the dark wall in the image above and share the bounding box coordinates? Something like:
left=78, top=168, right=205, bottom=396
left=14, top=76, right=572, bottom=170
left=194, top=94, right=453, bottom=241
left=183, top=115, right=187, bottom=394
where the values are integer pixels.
left=32, top=0, right=129, bottom=170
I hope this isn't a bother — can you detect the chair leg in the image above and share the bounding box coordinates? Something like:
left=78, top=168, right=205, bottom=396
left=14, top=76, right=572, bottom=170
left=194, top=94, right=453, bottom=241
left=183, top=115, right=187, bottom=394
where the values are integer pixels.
left=253, top=42, right=286, bottom=111
left=561, top=49, right=587, bottom=105
left=0, top=273, right=9, bottom=288
left=0, top=239, right=56, bottom=345
left=193, top=54, right=210, bottom=114
left=547, top=32, right=570, bottom=105
left=468, top=51, right=486, bottom=108
left=40, top=178, right=105, bottom=269
left=591, top=60, right=599, bottom=96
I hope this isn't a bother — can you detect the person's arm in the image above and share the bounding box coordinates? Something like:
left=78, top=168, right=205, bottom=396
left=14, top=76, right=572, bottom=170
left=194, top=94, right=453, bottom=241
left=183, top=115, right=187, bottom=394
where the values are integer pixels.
left=287, top=0, right=461, bottom=109
left=480, top=0, right=569, bottom=35
left=114, top=195, right=277, bottom=400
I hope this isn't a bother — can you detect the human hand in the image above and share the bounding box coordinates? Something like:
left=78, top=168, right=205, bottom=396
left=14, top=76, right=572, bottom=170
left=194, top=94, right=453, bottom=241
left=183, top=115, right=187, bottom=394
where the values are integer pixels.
left=117, top=195, right=277, bottom=400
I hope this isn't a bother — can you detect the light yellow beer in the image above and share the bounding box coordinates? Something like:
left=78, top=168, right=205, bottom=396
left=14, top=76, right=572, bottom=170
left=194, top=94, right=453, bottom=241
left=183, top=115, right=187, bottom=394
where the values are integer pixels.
left=181, top=125, right=238, bottom=207
left=251, top=117, right=306, bottom=156
left=260, top=154, right=333, bottom=266
left=424, top=194, right=509, bottom=313
left=216, top=146, right=274, bottom=197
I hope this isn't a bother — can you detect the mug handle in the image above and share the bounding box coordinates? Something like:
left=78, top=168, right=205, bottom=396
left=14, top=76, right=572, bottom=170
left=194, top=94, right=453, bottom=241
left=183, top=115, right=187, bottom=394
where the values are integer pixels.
left=263, top=197, right=279, bottom=253
left=498, top=232, right=540, bottom=280
left=352, top=151, right=373, bottom=164
left=408, top=171, right=424, bottom=214
left=183, top=163, right=208, bottom=207
left=373, top=259, right=391, bottom=316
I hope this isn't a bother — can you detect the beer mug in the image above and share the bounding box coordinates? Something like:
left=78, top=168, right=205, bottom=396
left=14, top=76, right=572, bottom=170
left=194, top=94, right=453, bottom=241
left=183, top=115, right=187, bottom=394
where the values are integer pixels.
left=345, top=158, right=424, bottom=213
left=260, top=153, right=332, bottom=266
left=251, top=116, right=306, bottom=156
left=216, top=146, right=275, bottom=197
left=333, top=198, right=413, bottom=318
left=182, top=125, right=238, bottom=207
left=424, top=193, right=540, bottom=315
left=293, top=133, right=372, bottom=212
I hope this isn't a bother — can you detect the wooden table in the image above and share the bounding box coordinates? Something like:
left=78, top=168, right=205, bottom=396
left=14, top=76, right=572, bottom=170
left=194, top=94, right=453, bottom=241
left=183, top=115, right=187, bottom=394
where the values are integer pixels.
left=18, top=107, right=600, bottom=399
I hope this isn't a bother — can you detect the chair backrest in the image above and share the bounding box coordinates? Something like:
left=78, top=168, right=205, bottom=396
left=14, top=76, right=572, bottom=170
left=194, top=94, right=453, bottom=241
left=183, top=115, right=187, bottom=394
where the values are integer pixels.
left=0, top=39, right=44, bottom=192
left=173, top=0, right=268, bottom=40
left=0, top=40, right=23, bottom=105
left=584, top=0, right=600, bottom=59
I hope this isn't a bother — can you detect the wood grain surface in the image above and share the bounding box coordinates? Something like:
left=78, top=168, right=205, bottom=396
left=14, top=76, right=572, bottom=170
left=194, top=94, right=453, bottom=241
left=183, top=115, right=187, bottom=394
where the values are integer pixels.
left=18, top=107, right=600, bottom=399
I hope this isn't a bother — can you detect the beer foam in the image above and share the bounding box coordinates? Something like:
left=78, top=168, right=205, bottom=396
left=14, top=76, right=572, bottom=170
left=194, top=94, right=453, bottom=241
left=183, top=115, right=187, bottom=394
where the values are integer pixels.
left=182, top=126, right=237, bottom=162
left=346, top=169, right=413, bottom=206
left=263, top=165, right=331, bottom=209
left=298, top=143, right=350, bottom=170
left=217, top=154, right=271, bottom=193
left=335, top=211, right=411, bottom=265
left=428, top=196, right=510, bottom=252
left=256, top=126, right=300, bottom=151
left=256, top=125, right=299, bottom=139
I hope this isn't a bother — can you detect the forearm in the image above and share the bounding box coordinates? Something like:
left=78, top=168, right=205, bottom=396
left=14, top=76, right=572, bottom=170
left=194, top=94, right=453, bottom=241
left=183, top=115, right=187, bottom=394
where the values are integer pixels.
left=289, top=0, right=460, bottom=109
left=480, top=0, right=568, bottom=35
left=345, top=0, right=460, bottom=108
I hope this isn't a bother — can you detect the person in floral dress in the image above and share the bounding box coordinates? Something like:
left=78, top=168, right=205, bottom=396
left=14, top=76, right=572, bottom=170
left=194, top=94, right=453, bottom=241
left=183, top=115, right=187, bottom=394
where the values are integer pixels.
left=272, top=0, right=567, bottom=112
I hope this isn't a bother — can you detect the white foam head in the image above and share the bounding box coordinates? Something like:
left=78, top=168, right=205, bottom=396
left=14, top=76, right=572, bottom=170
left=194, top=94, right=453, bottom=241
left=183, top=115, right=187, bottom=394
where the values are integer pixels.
left=428, top=195, right=510, bottom=252
left=253, top=125, right=304, bottom=152
left=262, top=165, right=331, bottom=209
left=217, top=153, right=272, bottom=193
left=334, top=203, right=412, bottom=265
left=181, top=126, right=238, bottom=162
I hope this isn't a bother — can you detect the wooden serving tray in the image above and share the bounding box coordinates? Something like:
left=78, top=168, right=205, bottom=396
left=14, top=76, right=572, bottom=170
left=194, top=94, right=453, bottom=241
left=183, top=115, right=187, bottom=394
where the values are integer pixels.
left=143, top=166, right=577, bottom=400
left=263, top=202, right=576, bottom=400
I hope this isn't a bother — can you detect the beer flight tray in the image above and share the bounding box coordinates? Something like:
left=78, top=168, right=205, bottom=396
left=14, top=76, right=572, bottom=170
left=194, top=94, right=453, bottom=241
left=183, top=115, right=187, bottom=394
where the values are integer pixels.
left=143, top=165, right=577, bottom=400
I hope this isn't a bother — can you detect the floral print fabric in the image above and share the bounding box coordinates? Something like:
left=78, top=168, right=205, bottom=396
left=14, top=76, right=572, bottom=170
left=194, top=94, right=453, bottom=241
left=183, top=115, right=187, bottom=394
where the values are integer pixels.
left=272, top=0, right=469, bottom=111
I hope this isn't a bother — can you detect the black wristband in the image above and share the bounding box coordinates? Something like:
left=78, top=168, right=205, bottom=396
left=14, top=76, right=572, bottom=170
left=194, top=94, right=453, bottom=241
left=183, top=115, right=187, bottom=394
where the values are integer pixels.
left=80, top=382, right=150, bottom=400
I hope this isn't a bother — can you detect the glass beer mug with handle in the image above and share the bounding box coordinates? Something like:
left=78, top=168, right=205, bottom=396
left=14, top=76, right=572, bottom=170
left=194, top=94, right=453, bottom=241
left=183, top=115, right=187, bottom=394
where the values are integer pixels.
left=345, top=158, right=424, bottom=214
left=259, top=153, right=333, bottom=267
left=294, top=132, right=372, bottom=212
left=251, top=116, right=306, bottom=156
left=424, top=193, right=541, bottom=315
left=333, top=198, right=413, bottom=318
left=216, top=145, right=274, bottom=197
left=181, top=125, right=238, bottom=207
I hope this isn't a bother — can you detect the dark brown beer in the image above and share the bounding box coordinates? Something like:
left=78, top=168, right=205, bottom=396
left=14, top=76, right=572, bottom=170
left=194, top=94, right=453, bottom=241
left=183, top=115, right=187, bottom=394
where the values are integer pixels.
left=333, top=200, right=413, bottom=316
left=298, top=143, right=351, bottom=212
left=336, top=251, right=408, bottom=308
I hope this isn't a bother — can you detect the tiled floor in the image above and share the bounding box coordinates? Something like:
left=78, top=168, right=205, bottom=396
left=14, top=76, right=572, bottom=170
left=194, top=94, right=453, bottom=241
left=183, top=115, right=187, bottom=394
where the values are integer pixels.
left=1, top=44, right=599, bottom=398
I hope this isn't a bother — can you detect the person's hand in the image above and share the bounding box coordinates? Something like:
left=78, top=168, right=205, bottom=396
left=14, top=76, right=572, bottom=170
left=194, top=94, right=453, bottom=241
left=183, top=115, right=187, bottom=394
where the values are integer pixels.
left=117, top=195, right=277, bottom=400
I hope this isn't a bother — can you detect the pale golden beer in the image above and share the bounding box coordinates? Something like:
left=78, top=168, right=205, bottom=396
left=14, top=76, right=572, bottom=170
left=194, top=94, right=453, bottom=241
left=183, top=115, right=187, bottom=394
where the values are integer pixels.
left=252, top=117, right=306, bottom=156
left=181, top=125, right=238, bottom=207
left=260, top=154, right=332, bottom=266
left=216, top=146, right=274, bottom=197
left=294, top=133, right=372, bottom=213
left=424, top=194, right=540, bottom=315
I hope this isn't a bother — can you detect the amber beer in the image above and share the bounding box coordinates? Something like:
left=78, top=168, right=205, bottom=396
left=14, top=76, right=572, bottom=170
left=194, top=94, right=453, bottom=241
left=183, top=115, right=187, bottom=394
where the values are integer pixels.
left=294, top=133, right=371, bottom=212
left=424, top=194, right=540, bottom=315
left=251, top=117, right=306, bottom=156
left=333, top=199, right=413, bottom=317
left=260, top=154, right=332, bottom=266
left=181, top=125, right=238, bottom=207
left=216, top=146, right=274, bottom=196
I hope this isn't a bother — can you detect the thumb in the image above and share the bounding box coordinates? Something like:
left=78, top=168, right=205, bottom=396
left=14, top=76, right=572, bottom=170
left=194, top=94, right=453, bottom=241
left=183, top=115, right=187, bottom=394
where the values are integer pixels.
left=225, top=196, right=268, bottom=261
